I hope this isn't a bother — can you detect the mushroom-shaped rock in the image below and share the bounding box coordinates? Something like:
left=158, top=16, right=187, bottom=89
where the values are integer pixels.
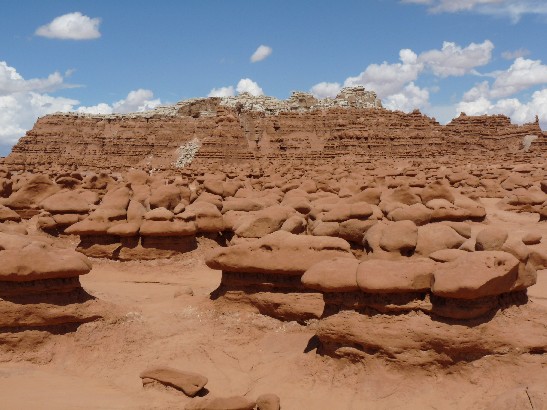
left=4, top=174, right=59, bottom=209
left=139, top=366, right=207, bottom=397
left=100, top=186, right=131, bottom=210
left=40, top=191, right=90, bottom=214
left=149, top=184, right=182, bottom=210
left=356, top=259, right=436, bottom=293
left=185, top=202, right=225, bottom=233
left=301, top=257, right=359, bottom=292
left=206, top=231, right=353, bottom=275
left=475, top=227, right=508, bottom=251
left=107, top=222, right=140, bottom=237
left=65, top=219, right=111, bottom=235
left=0, top=247, right=92, bottom=281
left=431, top=251, right=520, bottom=299
left=139, top=220, right=196, bottom=237
left=234, top=206, right=294, bottom=238
left=415, top=224, right=466, bottom=256
left=144, top=207, right=175, bottom=221
left=379, top=220, right=418, bottom=253
left=387, top=203, right=432, bottom=226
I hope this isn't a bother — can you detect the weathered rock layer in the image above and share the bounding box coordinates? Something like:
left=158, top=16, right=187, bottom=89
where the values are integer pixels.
left=4, top=88, right=546, bottom=171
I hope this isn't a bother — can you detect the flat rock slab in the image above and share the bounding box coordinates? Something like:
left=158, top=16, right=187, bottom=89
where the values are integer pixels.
left=140, top=366, right=207, bottom=397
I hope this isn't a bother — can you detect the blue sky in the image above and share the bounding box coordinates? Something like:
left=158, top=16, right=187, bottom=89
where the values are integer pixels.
left=2, top=0, right=547, bottom=155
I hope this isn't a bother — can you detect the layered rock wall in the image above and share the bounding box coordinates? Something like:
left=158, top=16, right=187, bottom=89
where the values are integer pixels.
left=4, top=87, right=546, bottom=171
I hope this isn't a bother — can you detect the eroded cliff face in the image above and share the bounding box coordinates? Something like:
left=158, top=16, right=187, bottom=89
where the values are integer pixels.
left=4, top=87, right=546, bottom=171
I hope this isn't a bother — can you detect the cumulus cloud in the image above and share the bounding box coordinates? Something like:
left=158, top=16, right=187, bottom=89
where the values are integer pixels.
left=457, top=88, right=547, bottom=127
left=208, top=86, right=235, bottom=98
left=0, top=61, right=161, bottom=152
left=384, top=82, right=430, bottom=112
left=207, top=79, right=264, bottom=97
left=490, top=57, right=547, bottom=98
left=310, top=40, right=494, bottom=113
left=461, top=57, right=547, bottom=103
left=236, top=78, right=264, bottom=96
left=402, top=0, right=547, bottom=23
left=250, top=45, right=273, bottom=63
left=36, top=12, right=101, bottom=40
left=418, top=40, right=494, bottom=77
left=0, top=92, right=78, bottom=146
left=76, top=89, right=161, bottom=114
left=310, top=82, right=341, bottom=98
left=344, top=49, right=423, bottom=97
left=0, top=61, right=69, bottom=95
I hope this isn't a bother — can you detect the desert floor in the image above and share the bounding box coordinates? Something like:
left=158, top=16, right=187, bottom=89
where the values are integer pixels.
left=1, top=199, right=546, bottom=410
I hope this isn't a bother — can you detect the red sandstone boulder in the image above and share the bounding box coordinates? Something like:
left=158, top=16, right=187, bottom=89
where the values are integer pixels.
left=40, top=190, right=90, bottom=214
left=234, top=206, right=294, bottom=238
left=301, top=257, right=359, bottom=292
left=139, top=220, right=196, bottom=236
left=0, top=246, right=92, bottom=281
left=356, top=259, right=436, bottom=293
left=206, top=231, right=353, bottom=275
left=149, top=184, right=182, bottom=210
left=379, top=220, right=418, bottom=254
left=4, top=174, right=59, bottom=209
left=475, top=227, right=509, bottom=251
left=100, top=186, right=131, bottom=210
left=431, top=251, right=520, bottom=299
left=415, top=224, right=466, bottom=256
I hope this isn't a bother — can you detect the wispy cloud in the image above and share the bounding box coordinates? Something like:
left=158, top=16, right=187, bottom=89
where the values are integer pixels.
left=402, top=0, right=547, bottom=23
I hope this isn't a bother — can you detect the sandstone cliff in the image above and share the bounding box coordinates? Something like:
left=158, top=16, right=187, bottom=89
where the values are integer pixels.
left=4, top=87, right=545, bottom=171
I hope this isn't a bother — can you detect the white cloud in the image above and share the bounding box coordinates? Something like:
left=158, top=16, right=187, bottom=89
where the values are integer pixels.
left=310, top=82, right=341, bottom=98
left=208, top=86, right=235, bottom=97
left=236, top=78, right=264, bottom=96
left=490, top=57, right=547, bottom=98
left=0, top=92, right=78, bottom=145
left=462, top=57, right=547, bottom=102
left=384, top=82, right=430, bottom=112
left=457, top=88, right=547, bottom=127
left=501, top=48, right=531, bottom=60
left=310, top=40, right=493, bottom=113
left=0, top=61, right=161, bottom=150
left=113, top=89, right=161, bottom=113
left=36, top=12, right=101, bottom=40
left=76, top=103, right=113, bottom=115
left=418, top=40, right=494, bottom=77
left=207, top=78, right=264, bottom=98
left=250, top=45, right=273, bottom=63
left=77, top=89, right=161, bottom=114
left=402, top=0, right=547, bottom=23
left=0, top=61, right=68, bottom=95
left=344, top=49, right=423, bottom=97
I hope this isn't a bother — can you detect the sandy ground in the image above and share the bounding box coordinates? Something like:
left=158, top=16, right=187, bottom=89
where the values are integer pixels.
left=1, top=201, right=547, bottom=410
